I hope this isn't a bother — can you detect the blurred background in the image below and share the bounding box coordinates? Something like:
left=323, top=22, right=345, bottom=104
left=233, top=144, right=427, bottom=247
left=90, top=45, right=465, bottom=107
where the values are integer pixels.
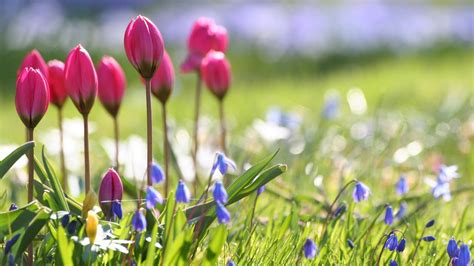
left=0, top=1, right=473, bottom=200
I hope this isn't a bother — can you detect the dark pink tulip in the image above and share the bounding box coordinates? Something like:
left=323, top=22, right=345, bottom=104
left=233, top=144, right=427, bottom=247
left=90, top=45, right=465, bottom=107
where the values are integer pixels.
left=98, top=168, right=123, bottom=219
left=181, top=18, right=228, bottom=73
left=15, top=67, right=50, bottom=128
left=97, top=56, right=126, bottom=117
left=64, top=45, right=98, bottom=114
left=124, top=15, right=164, bottom=79
left=18, top=49, right=49, bottom=80
left=150, top=51, right=174, bottom=104
left=47, top=60, right=68, bottom=108
left=201, top=51, right=231, bottom=100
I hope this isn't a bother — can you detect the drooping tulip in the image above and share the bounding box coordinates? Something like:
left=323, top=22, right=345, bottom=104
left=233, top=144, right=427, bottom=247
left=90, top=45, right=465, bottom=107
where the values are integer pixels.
left=16, top=68, right=50, bottom=129
left=201, top=51, right=232, bottom=100
left=97, top=56, right=126, bottom=117
left=47, top=60, right=68, bottom=108
left=150, top=50, right=174, bottom=104
left=64, top=44, right=98, bottom=115
left=18, top=49, right=49, bottom=80
left=124, top=15, right=164, bottom=79
left=98, top=169, right=123, bottom=219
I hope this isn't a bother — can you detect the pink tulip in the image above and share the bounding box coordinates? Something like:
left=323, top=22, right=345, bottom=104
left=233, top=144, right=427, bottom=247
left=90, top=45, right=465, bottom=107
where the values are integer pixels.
left=201, top=51, right=231, bottom=100
left=97, top=56, right=126, bottom=117
left=64, top=45, right=98, bottom=114
left=98, top=168, right=123, bottom=219
left=47, top=60, right=68, bottom=108
left=181, top=18, right=228, bottom=73
left=18, top=49, right=49, bottom=80
left=124, top=15, right=164, bottom=79
left=15, top=67, right=50, bottom=128
left=150, top=51, right=174, bottom=103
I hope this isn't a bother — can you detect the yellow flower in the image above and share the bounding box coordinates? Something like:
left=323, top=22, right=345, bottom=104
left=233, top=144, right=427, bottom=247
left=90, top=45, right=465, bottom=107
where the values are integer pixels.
left=86, top=210, right=99, bottom=244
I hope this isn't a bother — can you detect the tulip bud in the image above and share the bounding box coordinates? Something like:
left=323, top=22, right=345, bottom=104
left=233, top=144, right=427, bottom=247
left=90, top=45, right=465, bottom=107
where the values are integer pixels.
left=98, top=168, right=123, bottom=219
left=47, top=60, right=68, bottom=108
left=150, top=51, right=174, bottom=104
left=181, top=18, right=228, bottom=73
left=15, top=67, right=50, bottom=129
left=201, top=51, right=231, bottom=100
left=18, top=49, right=49, bottom=80
left=64, top=45, right=98, bottom=114
left=97, top=56, right=126, bottom=117
left=124, top=15, right=164, bottom=79
left=86, top=210, right=99, bottom=244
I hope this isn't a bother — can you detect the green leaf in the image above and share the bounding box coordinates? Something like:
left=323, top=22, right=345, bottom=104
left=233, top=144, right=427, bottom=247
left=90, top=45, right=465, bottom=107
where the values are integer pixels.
left=12, top=206, right=51, bottom=259
left=0, top=201, right=41, bottom=236
left=41, top=147, right=69, bottom=211
left=56, top=226, right=74, bottom=266
left=0, top=141, right=34, bottom=179
left=202, top=224, right=228, bottom=266
left=145, top=223, right=159, bottom=266
left=163, top=191, right=176, bottom=250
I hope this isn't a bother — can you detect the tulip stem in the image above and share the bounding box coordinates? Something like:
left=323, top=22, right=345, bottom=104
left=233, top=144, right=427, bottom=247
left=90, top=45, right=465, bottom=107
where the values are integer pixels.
left=320, top=179, right=357, bottom=239
left=192, top=74, right=202, bottom=194
left=83, top=113, right=91, bottom=194
left=218, top=99, right=227, bottom=154
left=113, top=116, right=120, bottom=171
left=26, top=127, right=34, bottom=265
left=145, top=78, right=153, bottom=186
left=162, top=103, right=170, bottom=196
left=58, top=107, right=67, bottom=193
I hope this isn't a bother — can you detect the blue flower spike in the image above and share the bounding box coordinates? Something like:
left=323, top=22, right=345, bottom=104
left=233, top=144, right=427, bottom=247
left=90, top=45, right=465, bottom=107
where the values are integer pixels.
left=457, top=244, right=471, bottom=266
left=132, top=210, right=147, bottom=232
left=447, top=238, right=459, bottom=258
left=384, top=205, right=394, bottom=225
left=146, top=187, right=164, bottom=209
left=352, top=181, right=370, bottom=203
left=213, top=181, right=228, bottom=204
left=385, top=234, right=398, bottom=251
left=151, top=162, right=165, bottom=184
left=303, top=238, right=317, bottom=259
left=176, top=180, right=191, bottom=203
left=211, top=152, right=237, bottom=177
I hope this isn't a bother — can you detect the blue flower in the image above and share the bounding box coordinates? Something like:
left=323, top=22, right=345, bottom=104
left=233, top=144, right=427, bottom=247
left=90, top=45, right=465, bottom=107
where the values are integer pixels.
left=322, top=93, right=340, bottom=120
left=5, top=234, right=20, bottom=254
left=425, top=219, right=435, bottom=228
left=8, top=253, right=14, bottom=266
left=216, top=202, right=231, bottom=224
left=146, top=187, right=163, bottom=209
left=422, top=236, right=436, bottom=242
left=396, top=175, right=408, bottom=195
left=303, top=238, right=317, bottom=259
left=385, top=234, right=398, bottom=251
left=211, top=152, right=237, bottom=177
left=397, top=238, right=406, bottom=253
left=347, top=239, right=355, bottom=249
left=213, top=181, right=228, bottom=204
left=132, top=210, right=147, bottom=232
left=396, top=202, right=407, bottom=220
left=112, top=200, right=123, bottom=219
left=438, top=165, right=460, bottom=183
left=384, top=205, right=394, bottom=225
left=333, top=203, right=347, bottom=218
left=266, top=107, right=301, bottom=129
left=447, top=238, right=459, bottom=258
left=431, top=181, right=452, bottom=201
left=151, top=163, right=165, bottom=184
left=9, top=204, right=17, bottom=211
left=227, top=260, right=236, bottom=266
left=61, top=214, right=70, bottom=227
left=257, top=185, right=265, bottom=196
left=67, top=220, right=77, bottom=234
left=352, top=182, right=370, bottom=202
left=389, top=259, right=398, bottom=266
left=457, top=244, right=471, bottom=266
left=176, top=180, right=191, bottom=203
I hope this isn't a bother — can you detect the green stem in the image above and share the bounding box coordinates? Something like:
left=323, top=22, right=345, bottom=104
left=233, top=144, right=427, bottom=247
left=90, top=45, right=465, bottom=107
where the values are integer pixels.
left=411, top=227, right=426, bottom=263
left=58, top=108, right=67, bottom=193
left=192, top=74, right=202, bottom=194
left=26, top=127, right=34, bottom=265
left=145, top=78, right=153, bottom=186
left=83, top=113, right=91, bottom=194
left=113, top=116, right=120, bottom=171
left=162, top=103, right=170, bottom=196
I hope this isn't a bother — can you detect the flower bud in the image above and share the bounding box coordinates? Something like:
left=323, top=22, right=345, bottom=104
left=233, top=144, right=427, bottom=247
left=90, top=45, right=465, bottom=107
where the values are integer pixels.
left=201, top=51, right=231, bottom=100
left=86, top=210, right=99, bottom=244
left=150, top=51, right=174, bottom=104
left=15, top=67, right=50, bottom=129
left=47, top=60, right=68, bottom=108
left=124, top=15, right=164, bottom=79
left=98, top=168, right=123, bottom=219
left=97, top=56, right=126, bottom=117
left=64, top=44, right=98, bottom=114
left=18, top=49, right=49, bottom=80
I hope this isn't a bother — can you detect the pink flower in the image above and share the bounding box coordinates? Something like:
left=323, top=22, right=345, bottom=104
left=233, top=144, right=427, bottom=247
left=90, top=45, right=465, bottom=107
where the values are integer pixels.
left=124, top=15, right=164, bottom=79
left=98, top=168, right=123, bottom=219
left=201, top=51, right=231, bottom=100
left=18, top=49, right=49, bottom=80
left=64, top=44, right=98, bottom=114
left=181, top=17, right=228, bottom=73
left=15, top=67, right=50, bottom=128
left=97, top=56, right=126, bottom=117
left=47, top=60, right=68, bottom=108
left=150, top=51, right=174, bottom=103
